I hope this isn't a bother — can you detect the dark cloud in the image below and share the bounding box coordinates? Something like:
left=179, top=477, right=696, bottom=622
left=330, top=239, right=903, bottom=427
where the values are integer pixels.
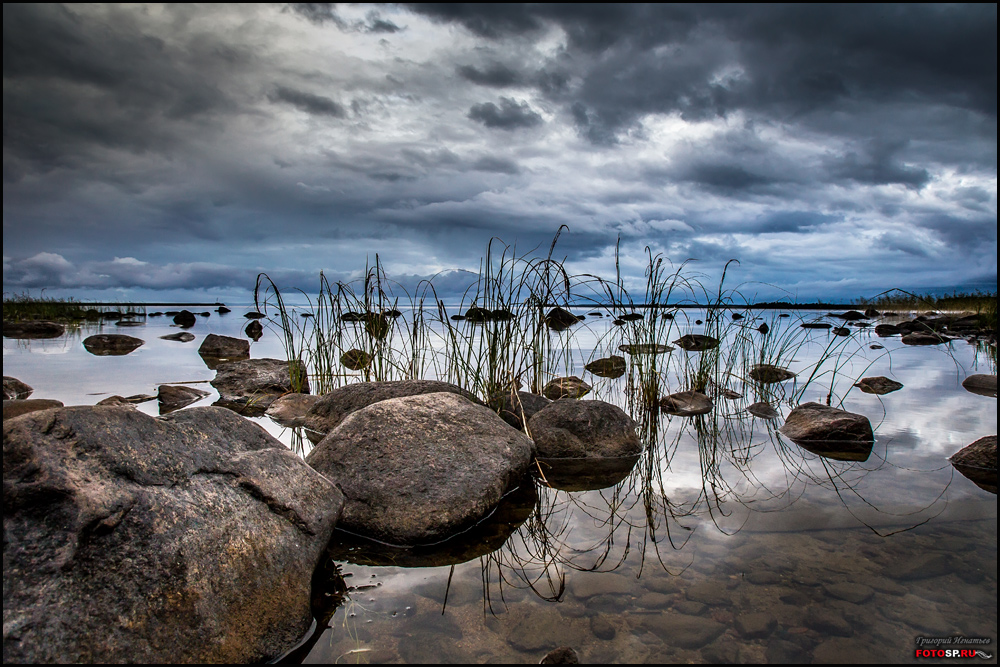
left=472, top=156, right=520, bottom=175
left=457, top=63, right=522, bottom=87
left=827, top=141, right=930, bottom=189
left=269, top=86, right=347, bottom=117
left=288, top=4, right=401, bottom=33
left=468, top=97, right=543, bottom=130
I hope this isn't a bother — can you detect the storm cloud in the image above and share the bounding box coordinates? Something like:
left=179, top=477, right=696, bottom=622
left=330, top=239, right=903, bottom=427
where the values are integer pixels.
left=3, top=4, right=996, bottom=302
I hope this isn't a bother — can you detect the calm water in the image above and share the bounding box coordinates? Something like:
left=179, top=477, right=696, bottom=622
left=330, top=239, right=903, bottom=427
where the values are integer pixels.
left=4, top=306, right=996, bottom=663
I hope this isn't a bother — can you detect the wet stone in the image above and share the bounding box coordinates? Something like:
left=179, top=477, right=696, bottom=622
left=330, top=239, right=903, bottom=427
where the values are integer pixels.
left=570, top=574, right=633, bottom=600
left=634, top=613, right=725, bottom=650
left=672, top=600, right=707, bottom=616
left=685, top=581, right=732, bottom=605
left=886, top=552, right=951, bottom=580
left=507, top=608, right=580, bottom=653
left=646, top=577, right=681, bottom=595
left=540, top=646, right=579, bottom=664
left=823, top=582, right=874, bottom=604
left=3, top=399, right=64, bottom=421
left=961, top=374, right=997, bottom=398
left=804, top=607, right=853, bottom=637
left=589, top=616, right=616, bottom=640
left=701, top=640, right=740, bottom=664
left=853, top=376, right=904, bottom=395
left=812, top=638, right=870, bottom=664
left=746, top=571, right=782, bottom=586
left=636, top=591, right=672, bottom=609
left=766, top=638, right=811, bottom=664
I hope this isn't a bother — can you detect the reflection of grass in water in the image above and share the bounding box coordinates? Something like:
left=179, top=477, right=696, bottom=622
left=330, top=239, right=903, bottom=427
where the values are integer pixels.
left=3, top=292, right=147, bottom=321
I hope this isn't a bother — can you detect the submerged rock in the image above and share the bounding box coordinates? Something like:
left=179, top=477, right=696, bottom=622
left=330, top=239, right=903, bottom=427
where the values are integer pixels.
left=749, top=364, right=796, bottom=384
left=198, top=333, right=250, bottom=362
left=874, top=324, right=903, bottom=337
left=211, top=358, right=309, bottom=414
left=487, top=390, right=551, bottom=430
left=535, top=455, right=640, bottom=492
left=800, top=322, right=832, bottom=330
left=961, top=375, right=997, bottom=398
left=304, top=380, right=480, bottom=439
left=949, top=435, right=997, bottom=494
left=853, top=376, right=904, bottom=395
left=541, top=647, right=580, bottom=664
left=673, top=334, right=720, bottom=351
left=528, top=399, right=641, bottom=459
left=584, top=355, right=627, bottom=379
left=4, top=399, right=64, bottom=421
left=83, top=334, right=144, bottom=356
left=3, top=376, right=33, bottom=400
left=157, top=384, right=210, bottom=414
left=659, top=390, right=714, bottom=416
left=3, top=405, right=343, bottom=663
left=542, top=376, right=592, bottom=400
left=2, top=321, right=66, bottom=339
left=306, top=392, right=533, bottom=545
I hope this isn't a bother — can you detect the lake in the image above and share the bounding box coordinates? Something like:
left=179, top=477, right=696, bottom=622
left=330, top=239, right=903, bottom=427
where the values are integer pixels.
left=3, top=304, right=996, bottom=663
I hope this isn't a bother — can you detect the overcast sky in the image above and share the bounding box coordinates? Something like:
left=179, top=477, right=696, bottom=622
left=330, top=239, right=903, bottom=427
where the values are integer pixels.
left=3, top=3, right=996, bottom=304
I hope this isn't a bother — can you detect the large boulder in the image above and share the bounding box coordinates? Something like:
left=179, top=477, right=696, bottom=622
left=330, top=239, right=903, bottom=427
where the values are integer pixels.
left=306, top=392, right=533, bottom=545
left=3, top=406, right=344, bottom=663
left=3, top=321, right=66, bottom=339
left=198, top=334, right=250, bottom=362
left=527, top=399, right=641, bottom=459
left=172, top=310, right=197, bottom=327
left=303, top=380, right=480, bottom=437
left=3, top=377, right=33, bottom=400
left=82, top=334, right=144, bottom=356
left=211, top=358, right=309, bottom=415
left=780, top=403, right=874, bottom=461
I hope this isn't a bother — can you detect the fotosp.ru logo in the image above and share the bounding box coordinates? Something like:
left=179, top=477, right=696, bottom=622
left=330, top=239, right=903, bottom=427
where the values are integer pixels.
left=915, top=636, right=993, bottom=660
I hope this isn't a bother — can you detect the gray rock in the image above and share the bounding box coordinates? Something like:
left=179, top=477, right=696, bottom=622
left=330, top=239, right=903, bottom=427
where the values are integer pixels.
left=901, top=331, right=949, bottom=345
left=590, top=616, right=617, bottom=640
left=3, top=405, right=343, bottom=663
left=542, top=376, right=592, bottom=400
left=306, top=392, right=533, bottom=545
left=659, top=390, right=713, bottom=416
left=673, top=334, right=720, bottom=351
left=157, top=384, right=210, bottom=414
left=853, top=376, right=904, bottom=395
left=540, top=647, right=579, bottom=664
left=95, top=396, right=136, bottom=408
left=634, top=613, right=725, bottom=649
left=159, top=332, right=196, bottom=342
left=4, top=399, right=64, bottom=421
left=340, top=349, right=372, bottom=371
left=2, top=321, right=66, bottom=339
left=584, top=355, right=627, bottom=379
left=528, top=399, right=640, bottom=459
left=198, top=333, right=250, bottom=361
left=874, top=324, right=902, bottom=336
left=685, top=581, right=731, bottom=605
left=211, top=358, right=309, bottom=414
left=747, top=401, right=780, bottom=420
left=887, top=552, right=952, bottom=580
left=962, top=375, right=997, bottom=398
left=734, top=612, right=777, bottom=639
left=304, top=380, right=480, bottom=437
left=82, top=334, right=144, bottom=356
left=172, top=310, right=197, bottom=327
left=672, top=600, right=707, bottom=616
left=488, top=390, right=551, bottom=430
left=823, top=582, right=874, bottom=604
left=618, top=343, right=673, bottom=355
left=780, top=403, right=874, bottom=446
left=3, top=377, right=33, bottom=400
left=804, top=607, right=853, bottom=636
left=749, top=364, right=796, bottom=383
left=264, top=393, right=321, bottom=427
left=245, top=320, right=263, bottom=341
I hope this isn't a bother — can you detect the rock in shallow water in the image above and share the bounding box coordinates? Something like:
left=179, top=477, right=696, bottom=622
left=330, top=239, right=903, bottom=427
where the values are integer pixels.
left=659, top=390, right=714, bottom=416
left=853, top=376, right=904, bottom=395
left=528, top=399, right=640, bottom=459
left=82, top=334, right=144, bottom=356
left=962, top=375, right=997, bottom=398
left=211, top=358, right=309, bottom=415
left=3, top=405, right=343, bottom=663
left=3, top=376, right=33, bottom=400
left=542, top=376, right=592, bottom=400
left=306, top=392, right=533, bottom=545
